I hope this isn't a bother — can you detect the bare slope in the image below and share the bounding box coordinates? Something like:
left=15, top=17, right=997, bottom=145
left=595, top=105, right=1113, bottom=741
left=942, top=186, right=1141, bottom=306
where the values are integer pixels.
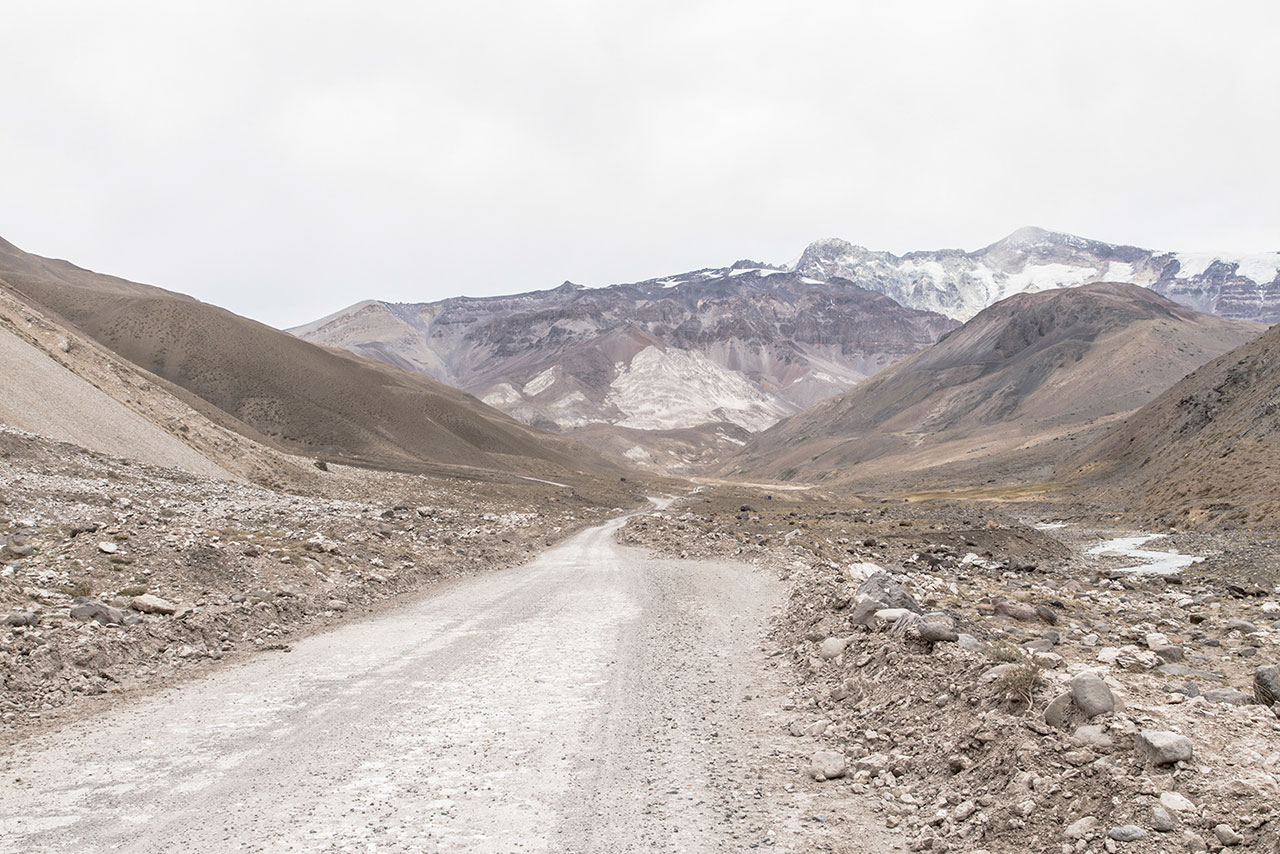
left=0, top=316, right=230, bottom=478
left=0, top=236, right=609, bottom=476
left=725, top=283, right=1264, bottom=485
left=291, top=269, right=957, bottom=437
left=1062, top=322, right=1280, bottom=528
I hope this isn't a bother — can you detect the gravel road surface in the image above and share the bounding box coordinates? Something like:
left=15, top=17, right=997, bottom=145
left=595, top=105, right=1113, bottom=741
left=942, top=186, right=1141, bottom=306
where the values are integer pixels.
left=0, top=507, right=894, bottom=852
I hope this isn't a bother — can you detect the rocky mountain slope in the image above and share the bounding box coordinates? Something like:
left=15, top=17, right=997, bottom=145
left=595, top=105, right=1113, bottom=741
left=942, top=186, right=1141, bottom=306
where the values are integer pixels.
left=724, top=283, right=1264, bottom=486
left=0, top=236, right=613, bottom=478
left=1063, top=322, right=1280, bottom=529
left=291, top=268, right=957, bottom=448
left=794, top=226, right=1280, bottom=323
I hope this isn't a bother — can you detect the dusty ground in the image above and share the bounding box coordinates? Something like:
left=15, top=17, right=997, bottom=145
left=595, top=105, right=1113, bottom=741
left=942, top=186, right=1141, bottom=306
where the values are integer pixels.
left=620, top=487, right=1280, bottom=853
left=0, top=505, right=898, bottom=853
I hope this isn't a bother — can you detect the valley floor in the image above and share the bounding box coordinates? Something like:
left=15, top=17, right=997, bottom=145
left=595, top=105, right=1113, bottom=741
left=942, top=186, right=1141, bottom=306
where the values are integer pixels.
left=0, top=506, right=896, bottom=853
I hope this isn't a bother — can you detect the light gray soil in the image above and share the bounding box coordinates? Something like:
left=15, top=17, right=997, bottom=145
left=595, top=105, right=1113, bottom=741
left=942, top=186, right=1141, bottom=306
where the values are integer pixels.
left=0, top=510, right=895, bottom=853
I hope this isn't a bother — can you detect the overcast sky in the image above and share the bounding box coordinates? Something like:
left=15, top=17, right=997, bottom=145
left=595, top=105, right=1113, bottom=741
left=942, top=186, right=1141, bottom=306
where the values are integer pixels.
left=2, top=1, right=1277, bottom=328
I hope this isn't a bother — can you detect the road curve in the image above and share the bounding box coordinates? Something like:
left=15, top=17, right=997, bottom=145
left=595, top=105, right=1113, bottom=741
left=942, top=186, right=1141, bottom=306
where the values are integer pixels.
left=0, top=506, right=894, bottom=853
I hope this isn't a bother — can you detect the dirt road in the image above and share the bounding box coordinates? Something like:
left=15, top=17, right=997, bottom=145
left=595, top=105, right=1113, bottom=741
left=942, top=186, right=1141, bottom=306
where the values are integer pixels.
left=0, top=506, right=895, bottom=853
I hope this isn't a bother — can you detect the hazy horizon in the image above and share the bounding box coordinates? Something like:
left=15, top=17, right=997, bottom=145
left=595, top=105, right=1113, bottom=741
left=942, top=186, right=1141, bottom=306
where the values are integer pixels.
left=3, top=1, right=1277, bottom=328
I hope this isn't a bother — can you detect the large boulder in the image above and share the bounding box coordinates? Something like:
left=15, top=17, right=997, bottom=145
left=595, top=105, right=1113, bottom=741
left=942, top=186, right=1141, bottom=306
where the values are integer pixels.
left=856, top=572, right=920, bottom=614
left=1071, top=672, right=1115, bottom=718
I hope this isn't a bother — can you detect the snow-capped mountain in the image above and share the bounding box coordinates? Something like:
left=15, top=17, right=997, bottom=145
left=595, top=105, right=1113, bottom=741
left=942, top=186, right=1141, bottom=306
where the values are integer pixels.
left=794, top=227, right=1280, bottom=322
left=291, top=268, right=957, bottom=463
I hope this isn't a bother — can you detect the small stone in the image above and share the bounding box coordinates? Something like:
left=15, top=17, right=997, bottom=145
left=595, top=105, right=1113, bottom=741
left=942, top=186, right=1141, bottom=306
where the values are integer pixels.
left=1200, top=688, right=1248, bottom=705
left=1159, top=791, right=1195, bottom=813
left=810, top=749, right=847, bottom=781
left=1254, top=664, right=1280, bottom=706
left=1064, top=815, right=1098, bottom=839
left=3, top=613, right=38, bottom=627
left=856, top=572, right=921, bottom=613
left=1072, top=672, right=1115, bottom=718
left=1223, top=620, right=1258, bottom=634
left=1135, top=730, right=1193, bottom=766
left=1108, top=824, right=1148, bottom=842
left=97, top=541, right=118, bottom=554
left=917, top=622, right=959, bottom=643
left=1072, top=724, right=1113, bottom=750
left=818, top=637, right=848, bottom=659
left=1045, top=691, right=1074, bottom=728
left=1183, top=831, right=1208, bottom=852
left=995, top=600, right=1038, bottom=621
left=69, top=601, right=125, bottom=625
left=1151, top=806, right=1175, bottom=832
left=873, top=608, right=911, bottom=622
left=131, top=594, right=178, bottom=615
left=849, top=598, right=885, bottom=626
left=1213, top=824, right=1242, bottom=846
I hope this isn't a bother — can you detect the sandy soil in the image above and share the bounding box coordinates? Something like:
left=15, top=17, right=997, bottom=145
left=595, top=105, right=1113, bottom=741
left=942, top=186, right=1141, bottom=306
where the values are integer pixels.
left=0, top=507, right=897, bottom=853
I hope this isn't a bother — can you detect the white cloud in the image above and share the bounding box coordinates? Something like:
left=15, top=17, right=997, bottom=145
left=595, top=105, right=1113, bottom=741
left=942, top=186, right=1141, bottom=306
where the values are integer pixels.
left=1, top=0, right=1277, bottom=328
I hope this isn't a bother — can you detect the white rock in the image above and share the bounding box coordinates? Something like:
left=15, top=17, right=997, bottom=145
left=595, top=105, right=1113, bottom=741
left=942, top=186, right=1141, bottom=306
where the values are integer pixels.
left=810, top=749, right=847, bottom=780
left=97, top=541, right=118, bottom=554
left=818, top=637, right=848, bottom=659
left=874, top=608, right=911, bottom=622
left=1159, top=791, right=1196, bottom=812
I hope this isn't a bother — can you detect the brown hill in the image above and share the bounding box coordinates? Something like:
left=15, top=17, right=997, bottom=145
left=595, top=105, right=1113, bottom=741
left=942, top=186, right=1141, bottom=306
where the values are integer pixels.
left=723, top=283, right=1264, bottom=487
left=0, top=236, right=613, bottom=476
left=1061, top=322, right=1280, bottom=528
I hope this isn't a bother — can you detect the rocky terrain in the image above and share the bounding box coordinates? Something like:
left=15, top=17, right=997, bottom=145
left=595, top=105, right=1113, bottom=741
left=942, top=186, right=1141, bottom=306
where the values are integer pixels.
left=795, top=227, right=1280, bottom=323
left=292, top=269, right=956, bottom=470
left=620, top=488, right=1280, bottom=853
left=0, top=426, right=645, bottom=740
left=1063, top=322, right=1280, bottom=531
left=725, top=284, right=1263, bottom=488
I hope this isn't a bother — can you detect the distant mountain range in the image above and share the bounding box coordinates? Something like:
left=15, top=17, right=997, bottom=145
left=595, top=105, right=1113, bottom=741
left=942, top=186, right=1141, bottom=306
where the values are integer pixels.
left=721, top=282, right=1264, bottom=487
left=795, top=226, right=1280, bottom=323
left=293, top=227, right=1279, bottom=470
left=292, top=270, right=956, bottom=468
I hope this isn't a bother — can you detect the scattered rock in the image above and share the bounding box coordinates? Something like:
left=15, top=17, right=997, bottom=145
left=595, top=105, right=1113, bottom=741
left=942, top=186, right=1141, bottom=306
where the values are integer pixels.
left=68, top=601, right=125, bottom=625
left=1200, top=687, right=1249, bottom=705
left=1135, top=730, right=1193, bottom=766
left=3, top=612, right=38, bottom=627
left=1064, top=815, right=1098, bottom=839
left=1158, top=791, right=1195, bottom=813
left=1151, top=805, right=1175, bottom=832
left=131, top=594, right=178, bottom=615
left=1045, top=691, right=1073, bottom=728
left=96, top=541, right=118, bottom=554
left=994, top=600, right=1037, bottom=622
left=1213, top=824, right=1242, bottom=846
left=1071, top=672, right=1115, bottom=718
left=917, top=621, right=958, bottom=643
left=818, top=637, right=848, bottom=659
left=1108, top=824, right=1148, bottom=842
left=810, top=749, right=846, bottom=781
left=856, top=572, right=921, bottom=613
left=1254, top=664, right=1280, bottom=707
